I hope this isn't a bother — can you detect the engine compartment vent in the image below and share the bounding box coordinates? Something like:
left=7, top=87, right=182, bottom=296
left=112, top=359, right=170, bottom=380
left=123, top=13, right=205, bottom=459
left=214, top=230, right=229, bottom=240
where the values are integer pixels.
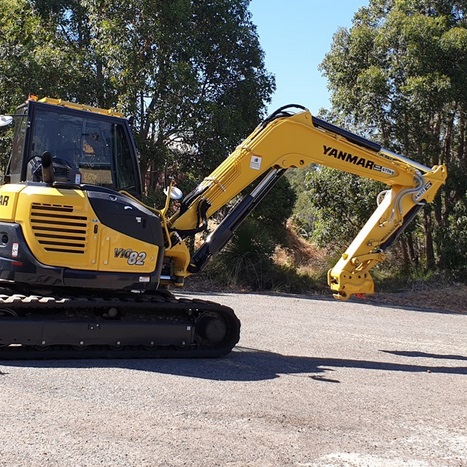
left=30, top=203, right=88, bottom=254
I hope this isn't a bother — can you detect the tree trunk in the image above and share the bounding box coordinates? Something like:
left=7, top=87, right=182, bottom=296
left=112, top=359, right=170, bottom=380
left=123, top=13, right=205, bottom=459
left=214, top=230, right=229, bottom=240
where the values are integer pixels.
left=407, top=232, right=418, bottom=266
left=423, top=211, right=435, bottom=269
left=400, top=237, right=410, bottom=273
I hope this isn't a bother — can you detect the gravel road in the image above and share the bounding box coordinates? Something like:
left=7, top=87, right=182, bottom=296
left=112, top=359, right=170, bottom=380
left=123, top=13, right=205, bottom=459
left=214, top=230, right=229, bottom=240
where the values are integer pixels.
left=1, top=292, right=466, bottom=467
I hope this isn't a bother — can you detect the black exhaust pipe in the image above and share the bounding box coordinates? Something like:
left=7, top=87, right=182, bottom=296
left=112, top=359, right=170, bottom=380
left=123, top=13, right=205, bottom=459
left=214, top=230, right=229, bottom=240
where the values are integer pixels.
left=41, top=151, right=54, bottom=184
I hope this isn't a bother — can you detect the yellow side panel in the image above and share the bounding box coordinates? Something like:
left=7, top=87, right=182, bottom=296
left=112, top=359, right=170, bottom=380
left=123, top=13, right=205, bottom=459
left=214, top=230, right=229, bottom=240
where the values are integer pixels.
left=0, top=184, right=25, bottom=221
left=16, top=186, right=99, bottom=270
left=97, top=225, right=158, bottom=273
left=13, top=185, right=158, bottom=274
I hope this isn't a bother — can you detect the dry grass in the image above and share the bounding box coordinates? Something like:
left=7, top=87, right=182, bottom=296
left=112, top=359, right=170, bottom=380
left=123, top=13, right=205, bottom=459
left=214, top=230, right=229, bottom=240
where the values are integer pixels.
left=365, top=283, right=467, bottom=313
left=273, top=220, right=330, bottom=275
left=187, top=221, right=467, bottom=314
left=274, top=221, right=467, bottom=314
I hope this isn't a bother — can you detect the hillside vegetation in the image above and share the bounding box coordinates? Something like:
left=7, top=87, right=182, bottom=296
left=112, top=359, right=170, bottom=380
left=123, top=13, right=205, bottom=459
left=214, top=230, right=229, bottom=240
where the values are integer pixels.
left=192, top=220, right=467, bottom=314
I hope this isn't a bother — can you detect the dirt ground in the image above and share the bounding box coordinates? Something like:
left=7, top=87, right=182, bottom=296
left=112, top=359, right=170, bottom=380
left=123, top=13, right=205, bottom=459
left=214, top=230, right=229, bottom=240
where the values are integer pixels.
left=364, top=283, right=467, bottom=314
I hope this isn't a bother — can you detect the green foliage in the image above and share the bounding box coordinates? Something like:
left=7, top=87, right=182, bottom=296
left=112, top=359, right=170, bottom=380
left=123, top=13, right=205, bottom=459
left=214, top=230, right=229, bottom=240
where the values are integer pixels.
left=318, top=0, right=467, bottom=282
left=0, top=0, right=274, bottom=184
left=205, top=177, right=304, bottom=291
left=0, top=127, right=13, bottom=176
left=251, top=176, right=297, bottom=245
left=77, top=0, right=275, bottom=183
left=301, top=167, right=385, bottom=252
left=287, top=168, right=316, bottom=238
left=205, top=217, right=318, bottom=293
left=436, top=196, right=467, bottom=277
left=205, top=219, right=275, bottom=290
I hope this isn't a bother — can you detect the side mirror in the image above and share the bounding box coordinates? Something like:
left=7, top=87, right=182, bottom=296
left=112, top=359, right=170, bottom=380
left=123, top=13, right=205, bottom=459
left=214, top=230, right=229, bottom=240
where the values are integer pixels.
left=164, top=185, right=184, bottom=200
left=0, top=115, right=13, bottom=127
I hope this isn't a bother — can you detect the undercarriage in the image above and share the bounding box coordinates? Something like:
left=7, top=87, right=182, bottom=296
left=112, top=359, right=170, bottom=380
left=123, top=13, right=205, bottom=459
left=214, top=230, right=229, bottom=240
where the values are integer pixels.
left=0, top=288, right=240, bottom=359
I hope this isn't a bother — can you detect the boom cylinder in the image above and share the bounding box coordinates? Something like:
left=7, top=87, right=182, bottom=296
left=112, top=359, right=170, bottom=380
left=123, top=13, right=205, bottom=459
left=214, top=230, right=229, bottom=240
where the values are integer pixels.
left=188, top=168, right=286, bottom=273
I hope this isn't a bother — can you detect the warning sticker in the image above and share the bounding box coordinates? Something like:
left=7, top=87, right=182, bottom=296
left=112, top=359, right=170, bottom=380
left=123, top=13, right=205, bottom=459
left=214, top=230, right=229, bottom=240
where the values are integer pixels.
left=250, top=156, right=262, bottom=170
left=415, top=182, right=432, bottom=201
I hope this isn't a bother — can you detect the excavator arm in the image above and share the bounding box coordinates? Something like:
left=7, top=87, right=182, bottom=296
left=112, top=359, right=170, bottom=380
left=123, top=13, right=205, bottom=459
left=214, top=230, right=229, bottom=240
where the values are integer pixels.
left=166, top=105, right=447, bottom=300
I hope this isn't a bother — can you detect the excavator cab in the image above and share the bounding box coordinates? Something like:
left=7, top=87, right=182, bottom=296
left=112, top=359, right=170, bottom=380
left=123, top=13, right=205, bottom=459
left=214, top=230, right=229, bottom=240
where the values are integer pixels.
left=4, top=98, right=142, bottom=199
left=0, top=97, right=166, bottom=295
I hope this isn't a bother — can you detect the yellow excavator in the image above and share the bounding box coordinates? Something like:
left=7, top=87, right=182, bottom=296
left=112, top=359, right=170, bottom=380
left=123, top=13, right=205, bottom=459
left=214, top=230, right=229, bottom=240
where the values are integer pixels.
left=0, top=97, right=447, bottom=358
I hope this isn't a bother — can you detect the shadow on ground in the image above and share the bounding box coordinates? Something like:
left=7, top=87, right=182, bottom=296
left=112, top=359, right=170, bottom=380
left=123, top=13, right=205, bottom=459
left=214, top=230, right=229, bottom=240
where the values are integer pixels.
left=2, top=347, right=466, bottom=382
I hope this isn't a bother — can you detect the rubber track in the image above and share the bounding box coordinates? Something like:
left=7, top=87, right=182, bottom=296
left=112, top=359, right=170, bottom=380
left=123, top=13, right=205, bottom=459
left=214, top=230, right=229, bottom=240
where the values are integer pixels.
left=0, top=291, right=241, bottom=360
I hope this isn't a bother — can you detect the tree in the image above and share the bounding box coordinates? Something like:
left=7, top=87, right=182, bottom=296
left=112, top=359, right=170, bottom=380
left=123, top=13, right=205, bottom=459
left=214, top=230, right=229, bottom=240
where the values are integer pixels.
left=302, top=167, right=384, bottom=250
left=0, top=0, right=111, bottom=168
left=75, top=0, right=275, bottom=193
left=318, top=0, right=467, bottom=280
left=0, top=0, right=274, bottom=192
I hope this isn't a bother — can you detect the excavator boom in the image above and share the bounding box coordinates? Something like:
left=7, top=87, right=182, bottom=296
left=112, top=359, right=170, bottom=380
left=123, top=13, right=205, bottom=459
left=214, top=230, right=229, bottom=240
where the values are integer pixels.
left=167, top=105, right=447, bottom=299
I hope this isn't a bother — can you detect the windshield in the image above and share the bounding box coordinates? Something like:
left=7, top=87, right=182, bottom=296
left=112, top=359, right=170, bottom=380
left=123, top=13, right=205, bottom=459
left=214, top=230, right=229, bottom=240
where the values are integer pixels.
left=24, top=106, right=139, bottom=194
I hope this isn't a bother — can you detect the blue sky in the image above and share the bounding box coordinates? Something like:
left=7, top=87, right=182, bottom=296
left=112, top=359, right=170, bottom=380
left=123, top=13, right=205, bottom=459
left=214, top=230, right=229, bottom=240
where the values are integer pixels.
left=249, top=0, right=369, bottom=113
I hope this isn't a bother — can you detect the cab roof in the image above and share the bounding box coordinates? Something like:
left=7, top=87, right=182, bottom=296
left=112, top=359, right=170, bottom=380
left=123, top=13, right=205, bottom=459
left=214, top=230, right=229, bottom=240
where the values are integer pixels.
left=33, top=97, right=124, bottom=119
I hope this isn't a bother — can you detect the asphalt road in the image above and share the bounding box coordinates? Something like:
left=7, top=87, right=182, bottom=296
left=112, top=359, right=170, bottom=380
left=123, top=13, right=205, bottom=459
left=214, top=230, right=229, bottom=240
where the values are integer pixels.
left=1, top=292, right=466, bottom=467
